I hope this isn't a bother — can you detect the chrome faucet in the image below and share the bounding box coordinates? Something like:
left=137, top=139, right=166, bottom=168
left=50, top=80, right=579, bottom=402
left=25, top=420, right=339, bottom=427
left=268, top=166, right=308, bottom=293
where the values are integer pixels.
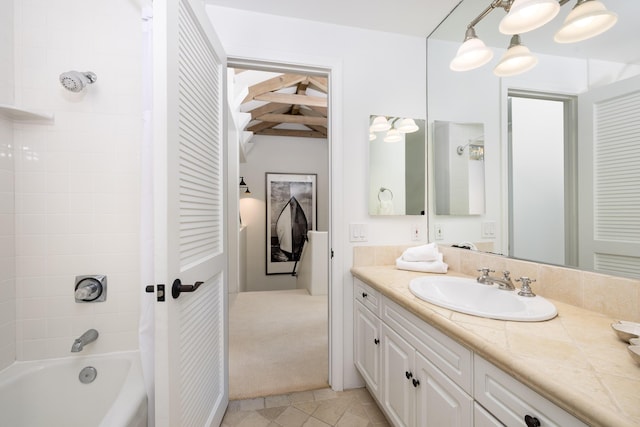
left=71, top=329, right=99, bottom=352
left=477, top=268, right=516, bottom=291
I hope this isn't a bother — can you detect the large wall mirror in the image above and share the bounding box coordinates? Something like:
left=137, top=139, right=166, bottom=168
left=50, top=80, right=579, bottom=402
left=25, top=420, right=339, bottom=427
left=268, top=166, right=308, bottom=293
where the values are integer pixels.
left=369, top=115, right=426, bottom=216
left=428, top=0, right=640, bottom=279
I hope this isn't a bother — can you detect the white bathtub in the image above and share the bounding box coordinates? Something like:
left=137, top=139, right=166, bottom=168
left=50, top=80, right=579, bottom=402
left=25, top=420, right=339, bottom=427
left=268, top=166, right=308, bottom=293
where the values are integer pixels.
left=0, top=351, right=147, bottom=427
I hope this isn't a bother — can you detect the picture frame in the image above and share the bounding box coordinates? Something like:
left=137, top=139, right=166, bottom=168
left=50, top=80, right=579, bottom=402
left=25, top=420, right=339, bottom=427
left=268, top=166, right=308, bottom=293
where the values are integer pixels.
left=266, top=173, right=317, bottom=275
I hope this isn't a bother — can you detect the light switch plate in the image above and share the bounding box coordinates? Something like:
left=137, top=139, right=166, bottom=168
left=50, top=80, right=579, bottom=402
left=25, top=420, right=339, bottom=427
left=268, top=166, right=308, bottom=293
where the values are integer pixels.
left=349, top=223, right=368, bottom=242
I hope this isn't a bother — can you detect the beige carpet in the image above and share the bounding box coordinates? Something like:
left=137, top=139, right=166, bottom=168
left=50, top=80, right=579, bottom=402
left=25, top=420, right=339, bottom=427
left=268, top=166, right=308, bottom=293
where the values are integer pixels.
left=229, top=289, right=329, bottom=400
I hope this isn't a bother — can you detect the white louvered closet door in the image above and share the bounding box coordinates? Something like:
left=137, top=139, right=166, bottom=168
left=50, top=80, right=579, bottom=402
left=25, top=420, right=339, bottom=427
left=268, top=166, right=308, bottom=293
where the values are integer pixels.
left=578, top=74, right=640, bottom=278
left=153, top=0, right=228, bottom=426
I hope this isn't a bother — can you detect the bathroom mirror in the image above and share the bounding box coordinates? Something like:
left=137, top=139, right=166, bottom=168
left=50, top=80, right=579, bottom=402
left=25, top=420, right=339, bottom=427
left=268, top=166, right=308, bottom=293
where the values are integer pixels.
left=427, top=0, right=640, bottom=278
left=368, top=115, right=426, bottom=216
left=433, top=121, right=485, bottom=215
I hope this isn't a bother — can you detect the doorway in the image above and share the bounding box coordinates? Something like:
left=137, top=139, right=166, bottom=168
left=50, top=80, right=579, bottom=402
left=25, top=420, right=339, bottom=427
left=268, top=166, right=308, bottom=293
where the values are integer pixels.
left=227, top=63, right=332, bottom=399
left=507, top=90, right=577, bottom=266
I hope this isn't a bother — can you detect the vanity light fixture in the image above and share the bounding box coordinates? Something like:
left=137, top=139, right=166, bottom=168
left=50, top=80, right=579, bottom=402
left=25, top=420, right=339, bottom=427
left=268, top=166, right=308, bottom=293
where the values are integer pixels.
left=449, top=27, right=494, bottom=71
left=451, top=0, right=617, bottom=76
left=239, top=176, right=250, bottom=194
left=499, top=0, right=560, bottom=34
left=370, top=115, right=391, bottom=132
left=384, top=129, right=403, bottom=143
left=493, top=35, right=538, bottom=76
left=369, top=132, right=377, bottom=141
left=554, top=0, right=618, bottom=43
left=395, top=118, right=420, bottom=133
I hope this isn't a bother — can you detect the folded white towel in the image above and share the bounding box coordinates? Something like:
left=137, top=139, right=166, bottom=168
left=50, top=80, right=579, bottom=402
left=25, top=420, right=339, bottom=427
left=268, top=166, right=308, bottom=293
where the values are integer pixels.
left=401, top=243, right=440, bottom=262
left=395, top=257, right=448, bottom=274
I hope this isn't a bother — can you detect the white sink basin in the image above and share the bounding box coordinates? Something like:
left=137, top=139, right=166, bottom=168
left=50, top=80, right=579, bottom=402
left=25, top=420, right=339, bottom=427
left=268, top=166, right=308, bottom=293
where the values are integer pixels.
left=409, top=276, right=557, bottom=322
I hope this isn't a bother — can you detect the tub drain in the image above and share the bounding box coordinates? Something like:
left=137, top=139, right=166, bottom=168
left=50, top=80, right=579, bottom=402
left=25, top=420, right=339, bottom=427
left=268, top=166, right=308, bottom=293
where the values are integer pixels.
left=79, top=366, right=97, bottom=384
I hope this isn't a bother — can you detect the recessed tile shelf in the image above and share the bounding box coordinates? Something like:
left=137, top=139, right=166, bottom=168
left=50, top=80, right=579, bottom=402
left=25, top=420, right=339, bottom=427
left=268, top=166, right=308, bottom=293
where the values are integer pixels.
left=0, top=104, right=54, bottom=123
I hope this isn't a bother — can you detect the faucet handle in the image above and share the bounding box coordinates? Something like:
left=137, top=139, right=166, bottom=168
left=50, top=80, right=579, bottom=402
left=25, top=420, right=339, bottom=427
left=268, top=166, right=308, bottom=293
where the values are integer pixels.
left=517, top=277, right=537, bottom=297
left=477, top=267, right=495, bottom=284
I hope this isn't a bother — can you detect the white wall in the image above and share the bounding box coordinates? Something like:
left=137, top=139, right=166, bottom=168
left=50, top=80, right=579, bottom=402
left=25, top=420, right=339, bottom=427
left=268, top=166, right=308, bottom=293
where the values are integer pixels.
left=0, top=0, right=15, bottom=371
left=208, top=6, right=427, bottom=389
left=12, top=0, right=142, bottom=360
left=239, top=135, right=329, bottom=292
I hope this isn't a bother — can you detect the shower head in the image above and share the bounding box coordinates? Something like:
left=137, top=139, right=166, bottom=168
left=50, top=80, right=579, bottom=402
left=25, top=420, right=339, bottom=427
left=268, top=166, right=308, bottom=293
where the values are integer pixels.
left=59, top=71, right=97, bottom=92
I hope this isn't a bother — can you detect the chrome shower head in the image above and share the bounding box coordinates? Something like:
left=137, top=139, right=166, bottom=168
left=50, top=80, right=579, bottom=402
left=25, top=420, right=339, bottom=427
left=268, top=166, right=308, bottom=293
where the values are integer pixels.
left=59, top=71, right=97, bottom=92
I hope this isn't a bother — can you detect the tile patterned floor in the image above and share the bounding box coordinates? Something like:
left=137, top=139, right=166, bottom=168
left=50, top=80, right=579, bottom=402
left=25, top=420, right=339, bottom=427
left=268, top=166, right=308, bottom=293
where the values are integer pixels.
left=222, top=387, right=391, bottom=427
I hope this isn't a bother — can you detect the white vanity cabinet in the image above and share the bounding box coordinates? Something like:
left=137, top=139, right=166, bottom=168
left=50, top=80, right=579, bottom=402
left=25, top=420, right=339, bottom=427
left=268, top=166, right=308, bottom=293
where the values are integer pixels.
left=354, top=278, right=473, bottom=427
left=354, top=280, right=382, bottom=401
left=354, top=300, right=381, bottom=399
left=353, top=276, right=591, bottom=427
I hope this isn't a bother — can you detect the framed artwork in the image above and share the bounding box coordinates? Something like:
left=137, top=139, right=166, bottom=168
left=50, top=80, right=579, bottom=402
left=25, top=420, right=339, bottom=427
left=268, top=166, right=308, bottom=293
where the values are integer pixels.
left=266, top=173, right=317, bottom=275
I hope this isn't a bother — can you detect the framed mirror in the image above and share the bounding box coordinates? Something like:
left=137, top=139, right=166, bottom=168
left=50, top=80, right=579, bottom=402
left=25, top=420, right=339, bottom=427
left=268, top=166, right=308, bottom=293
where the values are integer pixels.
left=427, top=0, right=640, bottom=278
left=433, top=121, right=485, bottom=215
left=368, top=115, right=426, bottom=216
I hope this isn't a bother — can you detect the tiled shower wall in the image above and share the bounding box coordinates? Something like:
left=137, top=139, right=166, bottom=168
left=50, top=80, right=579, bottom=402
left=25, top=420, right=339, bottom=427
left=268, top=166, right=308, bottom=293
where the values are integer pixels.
left=12, top=0, right=142, bottom=360
left=0, top=0, right=15, bottom=371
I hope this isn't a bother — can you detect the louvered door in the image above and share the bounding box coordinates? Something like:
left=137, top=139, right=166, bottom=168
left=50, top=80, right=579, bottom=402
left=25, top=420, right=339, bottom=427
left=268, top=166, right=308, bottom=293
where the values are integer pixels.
left=578, top=75, right=640, bottom=278
left=153, top=0, right=228, bottom=425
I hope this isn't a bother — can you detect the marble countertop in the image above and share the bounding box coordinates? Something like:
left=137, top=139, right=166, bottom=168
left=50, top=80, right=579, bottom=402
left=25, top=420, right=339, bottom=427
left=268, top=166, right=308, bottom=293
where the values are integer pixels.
left=351, top=265, right=640, bottom=427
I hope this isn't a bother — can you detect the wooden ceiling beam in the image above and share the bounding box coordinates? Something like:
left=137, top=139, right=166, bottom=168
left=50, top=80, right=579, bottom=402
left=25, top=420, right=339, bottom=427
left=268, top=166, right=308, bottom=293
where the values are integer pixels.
left=308, top=105, right=328, bottom=116
left=257, top=113, right=328, bottom=126
left=299, top=107, right=326, bottom=118
left=247, top=103, right=291, bottom=120
left=308, top=76, right=328, bottom=93
left=247, top=121, right=279, bottom=133
left=256, top=129, right=327, bottom=139
left=254, top=92, right=327, bottom=108
left=243, top=74, right=307, bottom=103
left=291, top=82, right=309, bottom=116
left=306, top=124, right=328, bottom=136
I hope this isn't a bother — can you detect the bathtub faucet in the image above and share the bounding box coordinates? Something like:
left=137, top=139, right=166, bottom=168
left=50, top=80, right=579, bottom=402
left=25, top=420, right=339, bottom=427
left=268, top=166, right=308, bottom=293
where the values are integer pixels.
left=71, top=329, right=99, bottom=352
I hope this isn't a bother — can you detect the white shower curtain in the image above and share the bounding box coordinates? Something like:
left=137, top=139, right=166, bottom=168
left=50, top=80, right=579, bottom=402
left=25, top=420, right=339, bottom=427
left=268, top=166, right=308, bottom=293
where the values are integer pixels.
left=140, top=3, right=155, bottom=426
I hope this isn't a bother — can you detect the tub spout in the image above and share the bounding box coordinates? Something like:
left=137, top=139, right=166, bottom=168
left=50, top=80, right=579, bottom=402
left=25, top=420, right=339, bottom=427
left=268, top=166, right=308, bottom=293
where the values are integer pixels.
left=71, top=329, right=99, bottom=352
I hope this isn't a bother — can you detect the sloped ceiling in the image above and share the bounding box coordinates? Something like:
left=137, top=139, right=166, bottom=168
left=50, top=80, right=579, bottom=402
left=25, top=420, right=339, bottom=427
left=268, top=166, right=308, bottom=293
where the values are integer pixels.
left=235, top=69, right=328, bottom=139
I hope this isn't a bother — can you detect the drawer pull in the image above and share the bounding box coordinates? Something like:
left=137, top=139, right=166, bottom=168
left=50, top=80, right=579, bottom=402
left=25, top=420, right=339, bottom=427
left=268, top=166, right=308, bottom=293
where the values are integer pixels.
left=412, top=378, right=420, bottom=388
left=374, top=338, right=380, bottom=345
left=405, top=371, right=413, bottom=380
left=362, top=292, right=368, bottom=298
left=524, top=415, right=541, bottom=427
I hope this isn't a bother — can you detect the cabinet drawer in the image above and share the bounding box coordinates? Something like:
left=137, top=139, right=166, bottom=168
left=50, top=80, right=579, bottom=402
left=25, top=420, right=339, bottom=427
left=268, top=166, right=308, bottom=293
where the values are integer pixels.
left=382, top=297, right=473, bottom=394
left=474, top=356, right=588, bottom=427
left=474, top=403, right=504, bottom=427
left=355, top=278, right=381, bottom=316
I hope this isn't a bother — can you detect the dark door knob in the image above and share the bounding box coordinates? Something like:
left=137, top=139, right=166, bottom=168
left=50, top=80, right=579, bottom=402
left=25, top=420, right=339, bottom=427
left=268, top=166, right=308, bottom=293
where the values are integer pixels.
left=405, top=371, right=413, bottom=379
left=374, top=338, right=379, bottom=345
left=362, top=292, right=368, bottom=298
left=524, top=415, right=541, bottom=427
left=412, top=378, right=420, bottom=388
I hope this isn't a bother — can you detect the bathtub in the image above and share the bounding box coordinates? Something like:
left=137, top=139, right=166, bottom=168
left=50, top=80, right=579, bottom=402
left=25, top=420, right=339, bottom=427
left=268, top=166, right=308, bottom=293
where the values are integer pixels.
left=0, top=351, right=147, bottom=427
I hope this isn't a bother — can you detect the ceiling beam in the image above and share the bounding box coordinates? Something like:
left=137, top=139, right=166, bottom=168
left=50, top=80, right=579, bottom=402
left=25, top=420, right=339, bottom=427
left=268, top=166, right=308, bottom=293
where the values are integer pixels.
left=308, top=76, right=328, bottom=93
left=247, top=103, right=291, bottom=120
left=247, top=121, right=279, bottom=133
left=256, top=129, right=327, bottom=139
left=254, top=92, right=327, bottom=108
left=243, top=74, right=307, bottom=103
left=308, top=105, right=328, bottom=116
left=257, top=113, right=328, bottom=126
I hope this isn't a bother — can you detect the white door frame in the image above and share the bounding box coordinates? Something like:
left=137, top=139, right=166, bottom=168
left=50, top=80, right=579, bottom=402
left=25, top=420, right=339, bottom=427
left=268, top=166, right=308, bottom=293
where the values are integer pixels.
left=226, top=52, right=344, bottom=390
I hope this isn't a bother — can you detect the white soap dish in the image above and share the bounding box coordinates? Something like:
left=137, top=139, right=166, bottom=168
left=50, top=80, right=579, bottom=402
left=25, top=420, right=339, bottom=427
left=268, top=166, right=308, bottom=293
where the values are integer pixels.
left=611, top=321, right=640, bottom=343
left=628, top=346, right=640, bottom=365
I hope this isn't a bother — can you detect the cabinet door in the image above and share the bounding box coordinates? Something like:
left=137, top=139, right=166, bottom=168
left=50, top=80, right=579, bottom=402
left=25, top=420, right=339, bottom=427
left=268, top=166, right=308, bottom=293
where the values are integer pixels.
left=355, top=301, right=381, bottom=398
left=415, top=352, right=473, bottom=427
left=382, top=324, right=415, bottom=427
